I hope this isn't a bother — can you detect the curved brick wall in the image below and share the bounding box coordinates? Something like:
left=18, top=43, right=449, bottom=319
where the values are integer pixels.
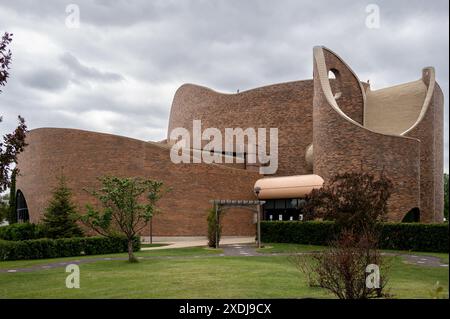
left=168, top=80, right=315, bottom=176
left=404, top=73, right=444, bottom=222
left=312, top=47, right=421, bottom=221
left=16, top=128, right=260, bottom=236
left=433, top=83, right=444, bottom=222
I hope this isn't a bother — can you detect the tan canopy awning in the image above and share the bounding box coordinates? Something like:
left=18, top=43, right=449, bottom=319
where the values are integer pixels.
left=254, top=174, right=324, bottom=199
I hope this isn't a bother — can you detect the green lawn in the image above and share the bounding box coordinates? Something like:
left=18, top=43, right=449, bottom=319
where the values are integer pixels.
left=0, top=246, right=448, bottom=299
left=0, top=247, right=221, bottom=270
left=257, top=243, right=449, bottom=264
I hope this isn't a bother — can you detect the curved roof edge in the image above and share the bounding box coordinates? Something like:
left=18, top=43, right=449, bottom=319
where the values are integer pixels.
left=27, top=127, right=152, bottom=144
left=174, top=78, right=313, bottom=97
left=26, top=127, right=258, bottom=175
left=401, top=67, right=436, bottom=135
left=313, top=46, right=420, bottom=142
left=315, top=45, right=368, bottom=103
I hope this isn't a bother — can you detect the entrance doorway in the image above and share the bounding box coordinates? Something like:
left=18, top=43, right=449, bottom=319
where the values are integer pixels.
left=263, top=198, right=308, bottom=221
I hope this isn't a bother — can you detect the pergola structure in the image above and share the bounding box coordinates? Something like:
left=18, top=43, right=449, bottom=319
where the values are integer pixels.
left=209, top=199, right=265, bottom=249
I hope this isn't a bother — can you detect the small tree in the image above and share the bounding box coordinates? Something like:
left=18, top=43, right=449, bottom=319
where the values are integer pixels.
left=81, top=176, right=165, bottom=262
left=7, top=168, right=17, bottom=224
left=42, top=175, right=83, bottom=238
left=291, top=229, right=390, bottom=299
left=0, top=193, right=8, bottom=222
left=293, top=170, right=393, bottom=299
left=0, top=116, right=27, bottom=193
left=305, top=170, right=393, bottom=234
left=207, top=208, right=222, bottom=248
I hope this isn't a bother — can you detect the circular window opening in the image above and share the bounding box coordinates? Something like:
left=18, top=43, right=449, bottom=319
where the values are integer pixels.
left=328, top=69, right=341, bottom=99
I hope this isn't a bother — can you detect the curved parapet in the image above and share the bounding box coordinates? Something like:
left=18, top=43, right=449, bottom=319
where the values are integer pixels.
left=316, top=47, right=366, bottom=125
left=16, top=128, right=261, bottom=236
left=364, top=79, right=428, bottom=135
left=312, top=46, right=421, bottom=221
left=364, top=67, right=437, bottom=137
left=402, top=67, right=437, bottom=135
left=167, top=80, right=315, bottom=176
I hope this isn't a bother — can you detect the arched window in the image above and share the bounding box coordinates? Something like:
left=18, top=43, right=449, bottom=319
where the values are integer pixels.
left=16, top=190, right=29, bottom=223
left=328, top=68, right=342, bottom=99
left=328, top=69, right=337, bottom=79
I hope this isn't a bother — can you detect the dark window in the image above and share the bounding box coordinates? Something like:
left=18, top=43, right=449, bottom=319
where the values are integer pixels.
left=401, top=208, right=420, bottom=223
left=288, top=199, right=301, bottom=209
left=275, top=199, right=286, bottom=209
left=264, top=200, right=275, bottom=209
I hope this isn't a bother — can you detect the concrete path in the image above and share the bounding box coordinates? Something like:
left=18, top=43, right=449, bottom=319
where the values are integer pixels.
left=401, top=254, right=448, bottom=268
left=140, top=236, right=255, bottom=250
left=221, top=243, right=260, bottom=257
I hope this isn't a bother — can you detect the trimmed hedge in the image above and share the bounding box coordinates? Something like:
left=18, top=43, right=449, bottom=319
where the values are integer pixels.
left=0, top=236, right=140, bottom=261
left=261, top=221, right=337, bottom=245
left=378, top=223, right=449, bottom=252
left=0, top=223, right=46, bottom=241
left=261, top=221, right=449, bottom=253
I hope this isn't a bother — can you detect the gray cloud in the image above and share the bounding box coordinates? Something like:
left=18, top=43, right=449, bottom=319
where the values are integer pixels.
left=60, top=52, right=124, bottom=82
left=21, top=67, right=69, bottom=91
left=0, top=0, right=448, bottom=171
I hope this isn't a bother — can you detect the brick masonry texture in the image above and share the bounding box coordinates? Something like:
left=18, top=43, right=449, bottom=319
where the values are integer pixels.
left=404, top=77, right=445, bottom=222
left=16, top=128, right=260, bottom=236
left=312, top=47, right=443, bottom=222
left=168, top=80, right=315, bottom=177
left=16, top=46, right=444, bottom=235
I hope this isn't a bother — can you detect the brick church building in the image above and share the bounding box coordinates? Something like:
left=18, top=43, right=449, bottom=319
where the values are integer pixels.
left=15, top=47, right=444, bottom=236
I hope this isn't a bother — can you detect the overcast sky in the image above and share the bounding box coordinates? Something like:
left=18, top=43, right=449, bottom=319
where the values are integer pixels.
left=0, top=0, right=448, bottom=171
